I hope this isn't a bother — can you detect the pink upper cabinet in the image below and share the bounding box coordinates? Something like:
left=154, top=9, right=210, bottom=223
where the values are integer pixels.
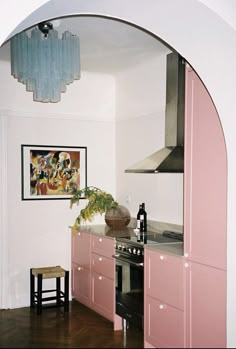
left=184, top=67, right=227, bottom=270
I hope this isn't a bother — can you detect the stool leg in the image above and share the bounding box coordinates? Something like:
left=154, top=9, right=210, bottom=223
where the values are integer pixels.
left=64, top=271, right=69, bottom=312
left=30, top=268, right=34, bottom=308
left=37, top=274, right=42, bottom=315
left=56, top=277, right=61, bottom=306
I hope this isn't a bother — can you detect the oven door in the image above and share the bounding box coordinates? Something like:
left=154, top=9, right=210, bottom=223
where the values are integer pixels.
left=113, top=253, right=144, bottom=330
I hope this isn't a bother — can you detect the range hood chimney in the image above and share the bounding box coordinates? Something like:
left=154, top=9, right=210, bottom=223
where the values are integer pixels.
left=125, top=52, right=185, bottom=173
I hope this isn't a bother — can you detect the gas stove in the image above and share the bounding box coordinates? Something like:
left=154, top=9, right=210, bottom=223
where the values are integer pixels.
left=115, top=230, right=183, bottom=259
left=116, top=230, right=183, bottom=245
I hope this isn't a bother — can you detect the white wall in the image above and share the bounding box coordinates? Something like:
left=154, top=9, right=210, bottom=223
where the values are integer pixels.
left=0, top=0, right=49, bottom=45
left=0, top=42, right=116, bottom=308
left=4, top=115, right=116, bottom=308
left=116, top=55, right=183, bottom=225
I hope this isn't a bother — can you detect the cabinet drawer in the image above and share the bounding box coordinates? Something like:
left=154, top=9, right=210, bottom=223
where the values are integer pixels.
left=91, top=235, right=114, bottom=258
left=91, top=252, right=114, bottom=280
left=72, top=231, right=91, bottom=267
left=145, top=248, right=184, bottom=310
left=145, top=295, right=184, bottom=348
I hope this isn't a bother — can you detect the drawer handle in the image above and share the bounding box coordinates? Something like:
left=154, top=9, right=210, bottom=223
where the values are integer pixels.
left=99, top=238, right=102, bottom=242
left=184, top=262, right=189, bottom=268
left=159, top=304, right=164, bottom=310
left=77, top=232, right=81, bottom=236
left=99, top=257, right=103, bottom=262
left=77, top=266, right=83, bottom=271
left=184, top=253, right=189, bottom=258
left=160, top=255, right=164, bottom=260
left=98, top=276, right=103, bottom=280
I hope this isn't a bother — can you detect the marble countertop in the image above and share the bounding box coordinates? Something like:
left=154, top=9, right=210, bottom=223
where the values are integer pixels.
left=144, top=242, right=184, bottom=257
left=74, top=223, right=184, bottom=257
left=74, top=224, right=135, bottom=238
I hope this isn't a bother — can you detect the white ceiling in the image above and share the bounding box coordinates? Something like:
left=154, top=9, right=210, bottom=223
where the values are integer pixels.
left=49, top=16, right=171, bottom=74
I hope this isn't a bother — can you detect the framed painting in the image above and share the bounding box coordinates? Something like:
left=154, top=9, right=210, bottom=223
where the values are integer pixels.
left=21, top=144, right=87, bottom=200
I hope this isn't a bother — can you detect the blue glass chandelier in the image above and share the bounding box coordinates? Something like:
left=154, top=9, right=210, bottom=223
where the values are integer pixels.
left=10, top=22, right=80, bottom=103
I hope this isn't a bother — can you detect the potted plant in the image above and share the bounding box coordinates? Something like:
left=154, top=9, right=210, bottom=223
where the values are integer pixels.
left=70, top=186, right=131, bottom=233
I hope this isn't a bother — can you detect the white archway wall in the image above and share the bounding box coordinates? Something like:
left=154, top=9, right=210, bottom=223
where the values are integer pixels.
left=0, top=0, right=49, bottom=45
left=1, top=0, right=236, bottom=347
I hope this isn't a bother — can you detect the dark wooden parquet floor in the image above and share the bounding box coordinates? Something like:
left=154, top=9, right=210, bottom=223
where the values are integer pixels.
left=0, top=299, right=144, bottom=348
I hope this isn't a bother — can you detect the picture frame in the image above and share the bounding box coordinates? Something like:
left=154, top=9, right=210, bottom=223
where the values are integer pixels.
left=21, top=144, right=87, bottom=200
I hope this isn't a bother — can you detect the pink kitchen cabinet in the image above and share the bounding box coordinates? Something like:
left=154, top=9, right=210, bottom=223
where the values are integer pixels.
left=145, top=248, right=184, bottom=310
left=91, top=269, right=114, bottom=321
left=145, top=295, right=184, bottom=348
left=72, top=231, right=91, bottom=268
left=185, top=261, right=226, bottom=348
left=72, top=261, right=91, bottom=307
left=90, top=235, right=115, bottom=321
left=184, top=66, right=227, bottom=348
left=184, top=66, right=227, bottom=270
left=71, top=231, right=91, bottom=307
left=144, top=248, right=184, bottom=348
left=91, top=234, right=115, bottom=259
left=72, top=230, right=116, bottom=322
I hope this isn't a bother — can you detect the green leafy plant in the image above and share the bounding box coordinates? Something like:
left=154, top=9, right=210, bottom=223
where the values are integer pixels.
left=70, top=186, right=118, bottom=232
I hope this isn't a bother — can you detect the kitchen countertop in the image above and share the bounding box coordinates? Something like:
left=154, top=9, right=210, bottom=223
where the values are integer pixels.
left=145, top=242, right=184, bottom=257
left=74, top=224, right=135, bottom=238
left=74, top=224, right=184, bottom=257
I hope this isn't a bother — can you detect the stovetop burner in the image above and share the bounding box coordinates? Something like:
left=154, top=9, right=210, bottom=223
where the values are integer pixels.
left=116, top=230, right=183, bottom=246
left=114, top=230, right=183, bottom=262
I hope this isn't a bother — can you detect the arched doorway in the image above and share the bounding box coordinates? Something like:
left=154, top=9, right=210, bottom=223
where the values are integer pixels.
left=1, top=1, right=236, bottom=347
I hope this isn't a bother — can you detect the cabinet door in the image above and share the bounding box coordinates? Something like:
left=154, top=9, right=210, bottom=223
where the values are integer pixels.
left=72, top=231, right=91, bottom=268
left=72, top=262, right=91, bottom=307
left=184, top=67, right=227, bottom=270
left=91, top=271, right=114, bottom=321
left=145, top=295, right=184, bottom=348
left=185, top=261, right=226, bottom=348
left=145, top=248, right=184, bottom=310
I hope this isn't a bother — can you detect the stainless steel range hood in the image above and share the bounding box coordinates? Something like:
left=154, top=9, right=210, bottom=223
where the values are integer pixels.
left=125, top=52, right=185, bottom=173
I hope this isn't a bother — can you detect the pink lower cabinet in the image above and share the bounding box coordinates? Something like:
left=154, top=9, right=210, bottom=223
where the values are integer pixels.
left=72, top=231, right=91, bottom=307
left=185, top=261, right=226, bottom=348
left=145, top=296, right=184, bottom=348
left=91, top=270, right=114, bottom=321
left=72, top=231, right=91, bottom=267
left=90, top=235, right=115, bottom=322
left=144, top=248, right=184, bottom=348
left=72, top=231, right=116, bottom=323
left=72, top=262, right=91, bottom=307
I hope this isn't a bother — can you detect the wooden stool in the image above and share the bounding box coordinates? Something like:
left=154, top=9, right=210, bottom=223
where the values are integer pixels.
left=30, top=266, right=69, bottom=315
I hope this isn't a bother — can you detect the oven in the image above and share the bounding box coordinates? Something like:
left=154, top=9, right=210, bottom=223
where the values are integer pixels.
left=112, top=230, right=183, bottom=330
left=113, top=239, right=144, bottom=330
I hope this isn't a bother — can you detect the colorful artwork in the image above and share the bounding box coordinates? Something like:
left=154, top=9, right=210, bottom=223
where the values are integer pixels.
left=21, top=145, right=87, bottom=200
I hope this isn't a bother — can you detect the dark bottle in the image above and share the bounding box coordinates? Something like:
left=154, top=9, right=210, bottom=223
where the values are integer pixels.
left=137, top=203, right=147, bottom=242
left=136, top=204, right=143, bottom=231
left=140, top=203, right=147, bottom=233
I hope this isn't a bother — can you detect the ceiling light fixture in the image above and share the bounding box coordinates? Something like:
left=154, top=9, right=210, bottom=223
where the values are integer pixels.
left=10, top=21, right=80, bottom=103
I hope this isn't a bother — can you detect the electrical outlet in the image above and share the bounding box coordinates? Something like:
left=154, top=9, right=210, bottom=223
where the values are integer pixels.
left=125, top=194, right=131, bottom=204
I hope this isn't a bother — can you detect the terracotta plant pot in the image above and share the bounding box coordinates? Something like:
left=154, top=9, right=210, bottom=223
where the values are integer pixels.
left=105, top=205, right=131, bottom=229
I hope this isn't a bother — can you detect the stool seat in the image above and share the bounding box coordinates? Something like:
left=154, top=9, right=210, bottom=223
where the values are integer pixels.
left=31, top=266, right=66, bottom=279
left=30, top=265, right=69, bottom=315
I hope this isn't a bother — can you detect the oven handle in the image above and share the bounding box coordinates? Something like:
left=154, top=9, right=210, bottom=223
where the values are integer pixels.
left=112, top=254, right=144, bottom=268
